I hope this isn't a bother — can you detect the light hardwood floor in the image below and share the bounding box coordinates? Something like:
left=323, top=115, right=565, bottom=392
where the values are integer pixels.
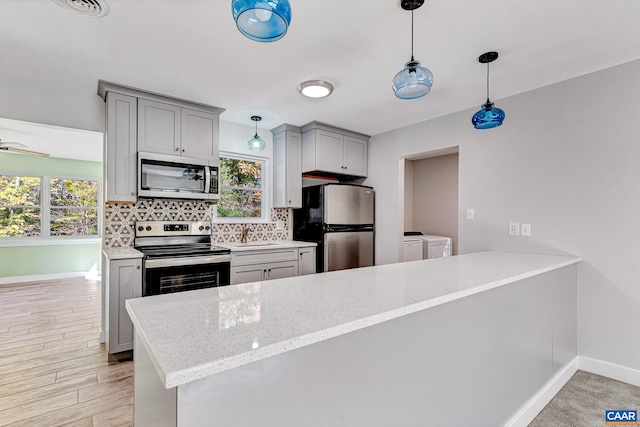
left=0, top=277, right=133, bottom=426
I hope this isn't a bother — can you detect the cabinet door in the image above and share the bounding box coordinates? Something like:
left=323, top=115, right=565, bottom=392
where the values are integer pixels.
left=138, top=99, right=181, bottom=155
left=285, top=132, right=302, bottom=207
left=230, top=264, right=266, bottom=285
left=181, top=108, right=219, bottom=161
left=274, top=130, right=302, bottom=208
left=108, top=258, right=142, bottom=354
left=266, top=261, right=298, bottom=280
left=298, top=248, right=316, bottom=275
left=343, top=136, right=368, bottom=177
left=105, top=92, right=137, bottom=203
left=314, top=130, right=343, bottom=173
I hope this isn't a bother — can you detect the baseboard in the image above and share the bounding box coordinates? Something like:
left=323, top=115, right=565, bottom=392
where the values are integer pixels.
left=0, top=270, right=100, bottom=285
left=578, top=356, right=640, bottom=388
left=503, top=356, right=579, bottom=427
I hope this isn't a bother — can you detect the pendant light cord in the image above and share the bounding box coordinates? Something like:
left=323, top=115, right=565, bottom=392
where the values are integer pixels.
left=410, top=9, right=414, bottom=61
left=486, top=62, right=490, bottom=103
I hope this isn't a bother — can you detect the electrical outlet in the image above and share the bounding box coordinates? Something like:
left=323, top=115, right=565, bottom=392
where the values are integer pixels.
left=466, top=209, right=475, bottom=220
left=509, top=222, right=520, bottom=236
left=521, top=223, right=531, bottom=236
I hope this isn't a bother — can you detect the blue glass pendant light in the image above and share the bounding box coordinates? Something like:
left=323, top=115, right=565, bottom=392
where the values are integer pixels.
left=392, top=0, right=433, bottom=99
left=247, top=116, right=266, bottom=151
left=471, top=52, right=506, bottom=129
left=232, top=0, right=291, bottom=43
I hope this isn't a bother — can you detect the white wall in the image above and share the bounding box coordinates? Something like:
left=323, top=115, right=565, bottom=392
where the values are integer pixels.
left=403, top=159, right=414, bottom=230
left=365, top=58, right=640, bottom=373
left=409, top=154, right=459, bottom=254
left=219, top=120, right=273, bottom=159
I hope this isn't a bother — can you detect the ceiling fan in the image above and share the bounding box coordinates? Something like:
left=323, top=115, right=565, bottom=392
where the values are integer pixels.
left=0, top=139, right=49, bottom=157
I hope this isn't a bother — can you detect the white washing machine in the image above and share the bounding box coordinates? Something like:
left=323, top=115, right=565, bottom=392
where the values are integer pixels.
left=403, top=238, right=423, bottom=262
left=404, top=232, right=452, bottom=259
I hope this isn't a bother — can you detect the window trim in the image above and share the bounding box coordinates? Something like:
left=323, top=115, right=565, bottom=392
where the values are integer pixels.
left=0, top=173, right=102, bottom=244
left=214, top=152, right=270, bottom=224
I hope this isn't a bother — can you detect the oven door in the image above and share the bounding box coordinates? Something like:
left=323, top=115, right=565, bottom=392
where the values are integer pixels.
left=143, top=255, right=231, bottom=296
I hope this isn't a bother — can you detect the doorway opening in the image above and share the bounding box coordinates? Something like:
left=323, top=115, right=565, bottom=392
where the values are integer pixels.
left=402, top=146, right=459, bottom=261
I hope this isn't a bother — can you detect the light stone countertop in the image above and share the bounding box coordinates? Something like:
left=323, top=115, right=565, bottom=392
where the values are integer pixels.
left=103, top=247, right=144, bottom=260
left=215, top=240, right=317, bottom=252
left=125, top=251, right=581, bottom=389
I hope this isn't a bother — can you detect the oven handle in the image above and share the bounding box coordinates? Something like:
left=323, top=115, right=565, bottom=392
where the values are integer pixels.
left=145, top=255, right=231, bottom=269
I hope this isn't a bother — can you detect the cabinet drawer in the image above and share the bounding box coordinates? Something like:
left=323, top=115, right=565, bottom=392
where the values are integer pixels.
left=231, top=248, right=299, bottom=266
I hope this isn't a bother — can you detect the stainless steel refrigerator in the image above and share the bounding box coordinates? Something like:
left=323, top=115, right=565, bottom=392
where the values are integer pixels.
left=293, top=184, right=374, bottom=273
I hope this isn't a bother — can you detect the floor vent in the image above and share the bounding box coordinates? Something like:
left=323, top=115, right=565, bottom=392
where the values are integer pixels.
left=51, top=0, right=109, bottom=17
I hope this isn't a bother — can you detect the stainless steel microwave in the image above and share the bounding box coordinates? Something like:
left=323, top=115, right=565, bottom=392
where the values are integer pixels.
left=138, top=152, right=220, bottom=201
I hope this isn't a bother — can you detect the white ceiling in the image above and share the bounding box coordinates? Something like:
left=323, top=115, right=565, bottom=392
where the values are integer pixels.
left=1, top=0, right=640, bottom=161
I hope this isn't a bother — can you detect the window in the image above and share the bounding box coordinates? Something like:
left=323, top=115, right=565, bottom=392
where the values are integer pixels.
left=216, top=155, right=266, bottom=220
left=49, top=178, right=98, bottom=237
left=0, top=175, right=99, bottom=240
left=0, top=176, right=41, bottom=237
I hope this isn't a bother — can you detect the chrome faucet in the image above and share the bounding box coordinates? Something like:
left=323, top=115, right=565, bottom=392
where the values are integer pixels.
left=240, top=224, right=252, bottom=243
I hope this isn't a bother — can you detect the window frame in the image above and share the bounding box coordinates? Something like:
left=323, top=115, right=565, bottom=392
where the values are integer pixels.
left=0, top=173, right=101, bottom=247
left=214, top=152, right=270, bottom=224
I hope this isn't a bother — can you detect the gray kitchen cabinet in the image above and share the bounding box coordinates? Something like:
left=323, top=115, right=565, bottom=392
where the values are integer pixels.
left=230, top=261, right=298, bottom=284
left=230, top=247, right=303, bottom=285
left=271, top=124, right=302, bottom=208
left=230, top=264, right=265, bottom=284
left=104, top=92, right=137, bottom=203
left=98, top=80, right=225, bottom=165
left=301, top=121, right=369, bottom=177
left=181, top=108, right=220, bottom=161
left=137, top=98, right=181, bottom=156
left=298, top=247, right=316, bottom=275
left=138, top=99, right=220, bottom=162
left=105, top=257, right=142, bottom=354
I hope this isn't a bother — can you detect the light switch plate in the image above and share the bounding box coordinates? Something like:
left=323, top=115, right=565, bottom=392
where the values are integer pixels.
left=521, top=223, right=531, bottom=236
left=275, top=220, right=285, bottom=230
left=466, top=209, right=475, bottom=220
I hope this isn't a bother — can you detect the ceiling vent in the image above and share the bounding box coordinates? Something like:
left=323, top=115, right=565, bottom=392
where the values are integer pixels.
left=51, top=0, right=109, bottom=17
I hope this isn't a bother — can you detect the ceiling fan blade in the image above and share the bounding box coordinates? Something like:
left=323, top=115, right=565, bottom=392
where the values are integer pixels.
left=2, top=147, right=50, bottom=157
left=0, top=141, right=28, bottom=148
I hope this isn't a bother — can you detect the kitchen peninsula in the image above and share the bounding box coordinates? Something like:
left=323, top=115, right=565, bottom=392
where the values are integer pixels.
left=126, top=251, right=580, bottom=427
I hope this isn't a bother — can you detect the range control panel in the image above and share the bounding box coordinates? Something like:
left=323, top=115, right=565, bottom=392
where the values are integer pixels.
left=135, top=221, right=211, bottom=237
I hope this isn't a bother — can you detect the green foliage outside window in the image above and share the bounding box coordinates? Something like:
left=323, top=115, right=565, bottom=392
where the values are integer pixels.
left=217, top=157, right=263, bottom=218
left=0, top=176, right=41, bottom=237
left=0, top=175, right=98, bottom=238
left=49, top=179, right=98, bottom=236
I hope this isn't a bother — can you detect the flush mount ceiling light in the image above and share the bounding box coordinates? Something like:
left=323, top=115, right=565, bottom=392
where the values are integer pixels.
left=232, top=0, right=292, bottom=43
left=247, top=116, right=266, bottom=151
left=391, top=0, right=434, bottom=100
left=297, top=80, right=334, bottom=99
left=471, top=51, right=506, bottom=130
left=51, top=0, right=109, bottom=17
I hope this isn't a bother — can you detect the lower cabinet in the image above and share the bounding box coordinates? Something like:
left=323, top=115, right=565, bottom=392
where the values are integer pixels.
left=298, top=247, right=316, bottom=275
left=230, top=247, right=315, bottom=285
left=231, top=261, right=299, bottom=285
left=105, top=257, right=142, bottom=354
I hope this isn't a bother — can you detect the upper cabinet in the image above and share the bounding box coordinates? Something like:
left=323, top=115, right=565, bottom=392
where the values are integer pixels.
left=137, top=99, right=181, bottom=156
left=271, top=124, right=302, bottom=208
left=138, top=99, right=220, bottom=162
left=98, top=81, right=225, bottom=203
left=104, top=92, right=137, bottom=203
left=301, top=122, right=369, bottom=178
